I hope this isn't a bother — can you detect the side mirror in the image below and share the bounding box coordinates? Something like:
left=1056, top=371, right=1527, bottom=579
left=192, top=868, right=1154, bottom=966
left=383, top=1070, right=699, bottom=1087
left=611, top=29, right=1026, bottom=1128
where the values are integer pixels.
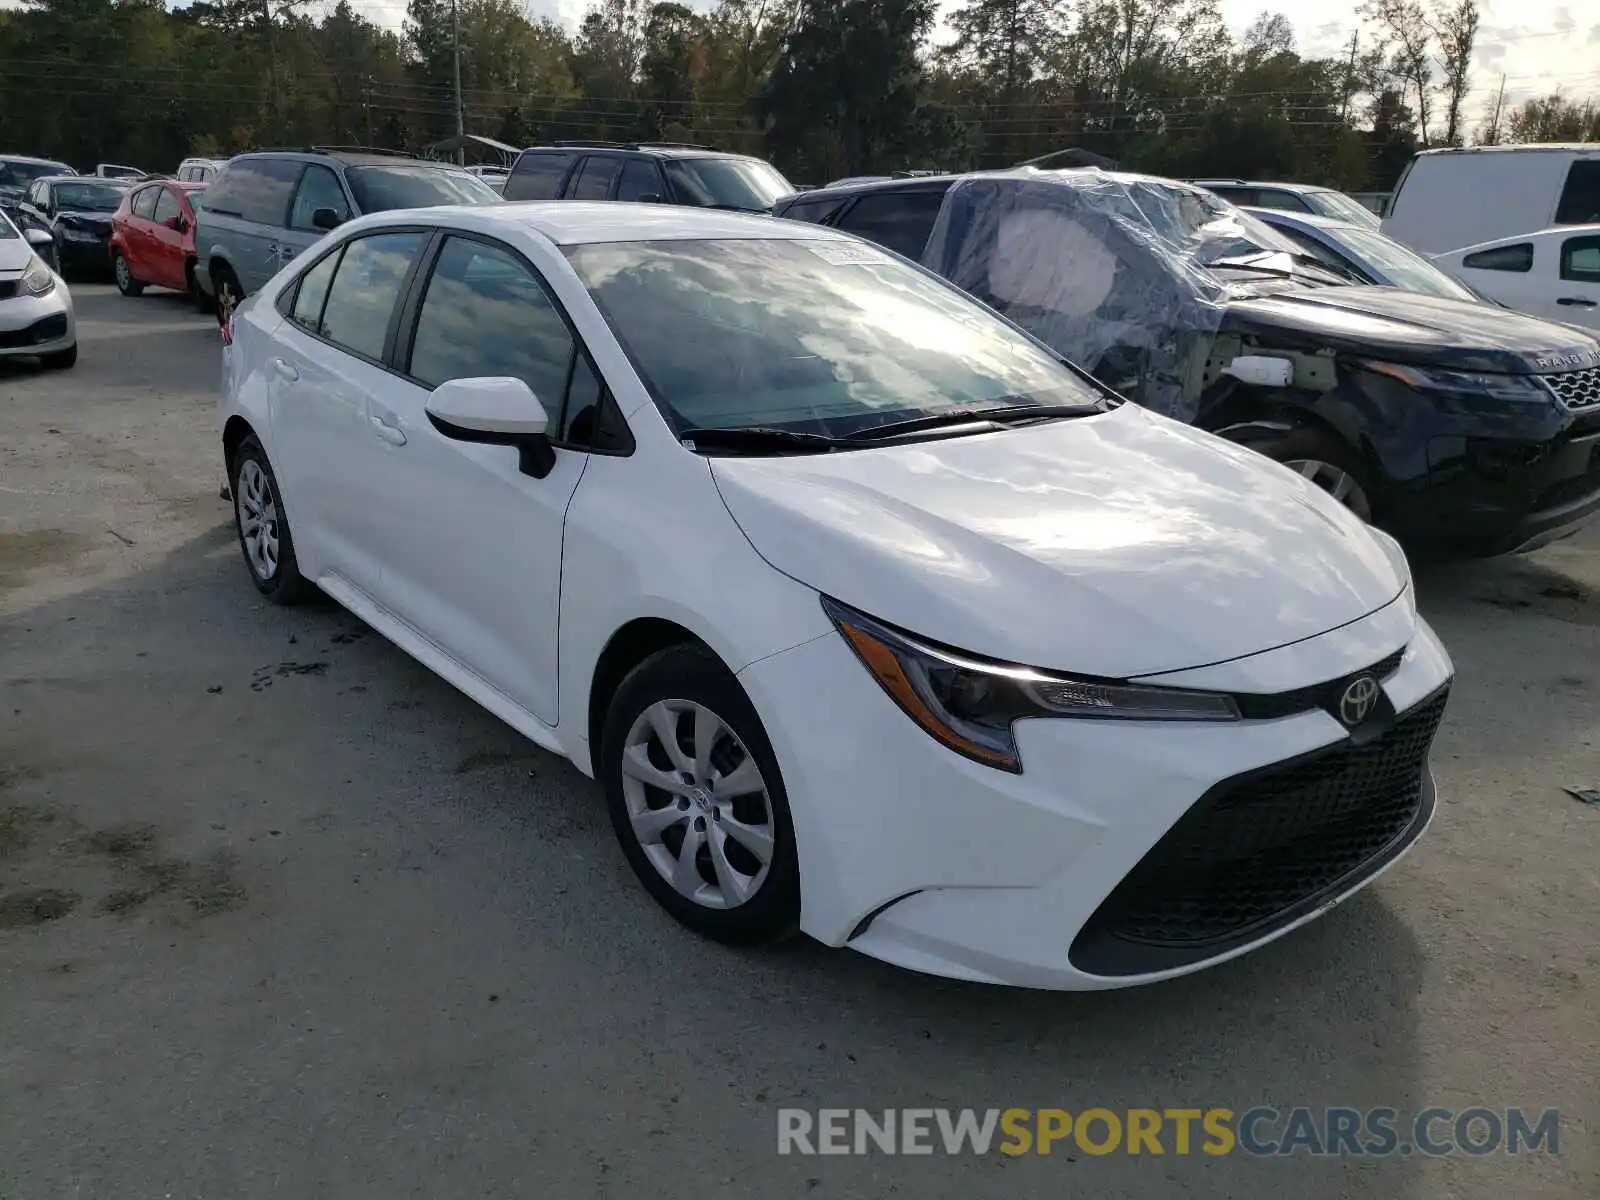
left=24, top=228, right=52, bottom=248
left=165, top=215, right=184, bottom=231
left=425, top=377, right=555, bottom=478
left=311, top=207, right=343, bottom=231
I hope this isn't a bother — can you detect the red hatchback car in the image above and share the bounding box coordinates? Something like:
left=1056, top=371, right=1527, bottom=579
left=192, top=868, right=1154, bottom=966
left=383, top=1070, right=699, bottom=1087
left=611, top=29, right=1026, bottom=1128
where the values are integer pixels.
left=110, top=179, right=209, bottom=306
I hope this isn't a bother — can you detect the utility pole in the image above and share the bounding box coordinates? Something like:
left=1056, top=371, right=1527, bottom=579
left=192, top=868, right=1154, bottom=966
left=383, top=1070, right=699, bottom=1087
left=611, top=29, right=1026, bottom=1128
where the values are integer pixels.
left=1485, top=72, right=1507, bottom=145
left=1340, top=31, right=1360, bottom=124
left=452, top=0, right=465, bottom=165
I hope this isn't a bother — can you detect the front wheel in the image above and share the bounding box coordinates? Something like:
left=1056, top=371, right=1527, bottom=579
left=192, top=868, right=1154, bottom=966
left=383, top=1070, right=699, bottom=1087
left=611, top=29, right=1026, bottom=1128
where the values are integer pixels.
left=1230, top=426, right=1377, bottom=523
left=600, top=645, right=800, bottom=946
left=113, top=250, right=144, bottom=296
left=212, top=263, right=242, bottom=329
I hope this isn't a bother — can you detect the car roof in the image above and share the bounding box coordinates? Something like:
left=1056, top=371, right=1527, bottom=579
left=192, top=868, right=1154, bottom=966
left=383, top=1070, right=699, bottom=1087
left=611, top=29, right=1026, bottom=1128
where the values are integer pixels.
left=523, top=144, right=759, bottom=162
left=1446, top=223, right=1600, bottom=252
left=1, top=154, right=72, bottom=167
left=345, top=200, right=861, bottom=247
left=1242, top=206, right=1364, bottom=233
left=1411, top=143, right=1600, bottom=157
left=1192, top=179, right=1331, bottom=193
left=234, top=149, right=451, bottom=168
left=789, top=166, right=1220, bottom=205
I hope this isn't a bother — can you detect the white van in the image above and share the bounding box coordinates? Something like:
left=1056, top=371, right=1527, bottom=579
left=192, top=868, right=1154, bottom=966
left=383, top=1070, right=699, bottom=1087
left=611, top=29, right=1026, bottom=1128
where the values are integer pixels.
left=1383, top=144, right=1600, bottom=254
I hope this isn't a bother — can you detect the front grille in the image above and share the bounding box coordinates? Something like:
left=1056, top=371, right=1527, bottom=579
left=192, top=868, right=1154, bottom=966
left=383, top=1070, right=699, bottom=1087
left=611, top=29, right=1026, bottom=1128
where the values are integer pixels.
left=0, top=313, right=67, bottom=349
left=1544, top=366, right=1600, bottom=411
left=1070, top=687, right=1449, bottom=977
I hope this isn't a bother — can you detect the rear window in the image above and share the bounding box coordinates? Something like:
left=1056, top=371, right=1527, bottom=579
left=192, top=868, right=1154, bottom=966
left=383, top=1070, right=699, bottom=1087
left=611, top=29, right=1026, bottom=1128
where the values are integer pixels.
left=344, top=165, right=499, bottom=213
left=662, top=157, right=792, bottom=212
left=1555, top=160, right=1600, bottom=224
left=833, top=190, right=946, bottom=260
left=778, top=195, right=847, bottom=225
left=1462, top=243, right=1533, bottom=273
left=205, top=157, right=304, bottom=224
left=504, top=151, right=575, bottom=201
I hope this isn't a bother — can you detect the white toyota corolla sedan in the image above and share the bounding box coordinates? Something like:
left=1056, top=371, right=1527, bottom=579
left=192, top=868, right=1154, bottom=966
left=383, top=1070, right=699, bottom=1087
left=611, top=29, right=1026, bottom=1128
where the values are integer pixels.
left=220, top=202, right=1454, bottom=989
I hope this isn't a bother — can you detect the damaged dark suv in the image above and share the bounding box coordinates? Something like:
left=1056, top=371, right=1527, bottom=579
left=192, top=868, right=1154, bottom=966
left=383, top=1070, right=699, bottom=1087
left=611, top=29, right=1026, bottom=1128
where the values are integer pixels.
left=775, top=170, right=1600, bottom=556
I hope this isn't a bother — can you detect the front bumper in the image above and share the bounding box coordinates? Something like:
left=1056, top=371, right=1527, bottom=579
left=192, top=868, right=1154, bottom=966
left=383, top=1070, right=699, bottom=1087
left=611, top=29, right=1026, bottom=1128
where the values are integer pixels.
left=54, top=232, right=113, bottom=275
left=738, top=603, right=1453, bottom=990
left=0, top=281, right=75, bottom=358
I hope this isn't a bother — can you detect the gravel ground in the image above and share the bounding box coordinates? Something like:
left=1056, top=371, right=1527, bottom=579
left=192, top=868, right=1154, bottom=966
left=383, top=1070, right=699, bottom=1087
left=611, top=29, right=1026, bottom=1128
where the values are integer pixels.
left=1, top=285, right=1596, bottom=1198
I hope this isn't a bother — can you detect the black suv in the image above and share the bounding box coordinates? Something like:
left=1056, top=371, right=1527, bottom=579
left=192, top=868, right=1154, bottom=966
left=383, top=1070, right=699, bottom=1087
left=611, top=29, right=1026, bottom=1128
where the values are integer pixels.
left=775, top=171, right=1600, bottom=557
left=502, top=142, right=793, bottom=213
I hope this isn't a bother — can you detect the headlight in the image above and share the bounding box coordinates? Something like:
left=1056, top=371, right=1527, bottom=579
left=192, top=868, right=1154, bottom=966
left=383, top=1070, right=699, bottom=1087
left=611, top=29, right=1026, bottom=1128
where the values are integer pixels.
left=61, top=226, right=99, bottom=242
left=822, top=597, right=1240, bottom=773
left=22, top=255, right=54, bottom=296
left=1361, top=360, right=1552, bottom=403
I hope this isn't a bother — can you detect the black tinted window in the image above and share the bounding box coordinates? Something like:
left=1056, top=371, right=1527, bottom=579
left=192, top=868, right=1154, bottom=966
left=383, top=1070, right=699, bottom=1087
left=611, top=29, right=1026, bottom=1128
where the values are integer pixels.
left=504, top=151, right=574, bottom=201
left=318, top=232, right=424, bottom=360
left=408, top=236, right=577, bottom=420
left=570, top=156, right=621, bottom=200
left=151, top=188, right=182, bottom=225
left=1555, top=161, right=1600, bottom=224
left=615, top=158, right=664, bottom=202
left=132, top=186, right=160, bottom=219
left=834, top=190, right=946, bottom=260
left=778, top=196, right=845, bottom=225
left=207, top=158, right=303, bottom=225
left=1253, top=189, right=1313, bottom=213
left=289, top=164, right=350, bottom=230
left=344, top=165, right=498, bottom=213
left=1560, top=235, right=1600, bottom=284
left=1202, top=185, right=1257, bottom=207
left=1462, top=243, right=1533, bottom=272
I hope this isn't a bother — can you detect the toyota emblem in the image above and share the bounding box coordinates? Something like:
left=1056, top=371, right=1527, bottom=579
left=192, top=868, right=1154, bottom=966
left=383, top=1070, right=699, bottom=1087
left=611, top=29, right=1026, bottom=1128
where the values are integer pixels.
left=1338, top=676, right=1381, bottom=727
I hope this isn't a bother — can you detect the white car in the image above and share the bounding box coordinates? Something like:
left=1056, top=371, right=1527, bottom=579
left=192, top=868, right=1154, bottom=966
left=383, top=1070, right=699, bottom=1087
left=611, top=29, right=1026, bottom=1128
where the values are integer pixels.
left=0, top=207, right=76, bottom=368
left=1432, top=226, right=1600, bottom=333
left=219, top=203, right=1455, bottom=990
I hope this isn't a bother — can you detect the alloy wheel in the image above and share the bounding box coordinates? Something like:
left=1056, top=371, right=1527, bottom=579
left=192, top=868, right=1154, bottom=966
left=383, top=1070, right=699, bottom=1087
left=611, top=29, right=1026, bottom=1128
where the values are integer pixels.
left=1285, top=457, right=1374, bottom=522
left=619, top=699, right=776, bottom=910
left=114, top=254, right=130, bottom=291
left=235, top=459, right=279, bottom=581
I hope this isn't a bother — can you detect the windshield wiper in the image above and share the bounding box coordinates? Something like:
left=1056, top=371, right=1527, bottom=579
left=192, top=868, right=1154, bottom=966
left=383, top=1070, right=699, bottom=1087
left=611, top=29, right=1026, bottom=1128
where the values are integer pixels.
left=843, top=402, right=1102, bottom=443
left=1212, top=251, right=1356, bottom=284
left=679, top=426, right=851, bottom=455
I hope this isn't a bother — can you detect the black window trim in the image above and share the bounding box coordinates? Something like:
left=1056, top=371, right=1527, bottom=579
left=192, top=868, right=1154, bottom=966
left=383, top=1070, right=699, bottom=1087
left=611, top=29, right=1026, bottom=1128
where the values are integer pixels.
left=390, top=228, right=634, bottom=457
left=273, top=225, right=437, bottom=373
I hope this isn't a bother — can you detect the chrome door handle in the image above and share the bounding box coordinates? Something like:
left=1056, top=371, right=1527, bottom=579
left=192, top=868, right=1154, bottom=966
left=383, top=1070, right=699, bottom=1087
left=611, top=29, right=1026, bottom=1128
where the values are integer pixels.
left=370, top=414, right=407, bottom=446
left=270, top=357, right=298, bottom=381
left=1556, top=296, right=1597, bottom=307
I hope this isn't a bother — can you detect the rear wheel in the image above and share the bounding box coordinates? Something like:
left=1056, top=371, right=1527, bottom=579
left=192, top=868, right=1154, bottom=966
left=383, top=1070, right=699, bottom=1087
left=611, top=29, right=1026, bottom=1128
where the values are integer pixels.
left=211, top=262, right=242, bottom=329
left=112, top=250, right=144, bottom=296
left=231, top=436, right=314, bottom=605
left=600, top=645, right=800, bottom=946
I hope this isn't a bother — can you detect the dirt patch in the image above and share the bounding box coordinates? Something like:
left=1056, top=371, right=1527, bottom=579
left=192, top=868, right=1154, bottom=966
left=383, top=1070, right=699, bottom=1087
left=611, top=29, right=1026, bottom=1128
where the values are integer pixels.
left=0, top=529, right=90, bottom=594
left=84, top=823, right=158, bottom=859
left=0, top=803, right=56, bottom=859
left=249, top=661, right=329, bottom=692
left=454, top=747, right=541, bottom=774
left=0, top=887, right=79, bottom=928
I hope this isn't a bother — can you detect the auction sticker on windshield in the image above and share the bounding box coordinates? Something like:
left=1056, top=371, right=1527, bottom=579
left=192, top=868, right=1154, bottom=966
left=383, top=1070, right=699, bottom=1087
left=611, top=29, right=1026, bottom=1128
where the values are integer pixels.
left=803, top=240, right=893, bottom=266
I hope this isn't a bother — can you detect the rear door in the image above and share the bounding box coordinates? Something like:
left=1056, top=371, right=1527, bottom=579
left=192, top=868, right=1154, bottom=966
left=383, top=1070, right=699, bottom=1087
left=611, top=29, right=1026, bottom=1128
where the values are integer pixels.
left=266, top=228, right=430, bottom=599
left=146, top=186, right=188, bottom=289
left=502, top=150, right=576, bottom=201
left=565, top=154, right=624, bottom=201
left=1553, top=233, right=1600, bottom=331
left=120, top=184, right=161, bottom=279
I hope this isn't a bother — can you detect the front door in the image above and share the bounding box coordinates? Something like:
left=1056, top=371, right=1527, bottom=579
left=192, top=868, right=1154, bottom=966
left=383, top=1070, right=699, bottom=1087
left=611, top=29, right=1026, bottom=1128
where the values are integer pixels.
left=356, top=233, right=591, bottom=725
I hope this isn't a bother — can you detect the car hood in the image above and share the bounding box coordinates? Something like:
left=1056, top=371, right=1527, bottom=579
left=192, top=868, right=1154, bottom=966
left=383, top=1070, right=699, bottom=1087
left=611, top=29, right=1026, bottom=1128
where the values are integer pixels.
left=710, top=405, right=1406, bottom=678
left=1221, top=286, right=1600, bottom=374
left=0, top=238, right=34, bottom=272
left=55, top=210, right=114, bottom=232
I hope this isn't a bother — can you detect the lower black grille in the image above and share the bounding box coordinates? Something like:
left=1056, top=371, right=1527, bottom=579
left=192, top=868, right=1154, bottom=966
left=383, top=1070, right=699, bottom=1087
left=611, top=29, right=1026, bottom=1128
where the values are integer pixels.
left=0, top=313, right=67, bottom=349
left=1071, top=687, right=1449, bottom=977
left=0, top=279, right=18, bottom=300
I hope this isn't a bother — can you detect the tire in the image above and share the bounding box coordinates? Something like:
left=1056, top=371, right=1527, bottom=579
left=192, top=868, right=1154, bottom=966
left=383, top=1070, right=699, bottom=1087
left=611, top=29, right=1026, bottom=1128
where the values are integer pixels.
left=230, top=435, right=314, bottom=605
left=1226, top=424, right=1377, bottom=523
left=40, top=344, right=77, bottom=369
left=187, top=261, right=214, bottom=313
left=113, top=250, right=144, bottom=296
left=600, top=644, right=801, bottom=947
left=211, top=262, right=242, bottom=329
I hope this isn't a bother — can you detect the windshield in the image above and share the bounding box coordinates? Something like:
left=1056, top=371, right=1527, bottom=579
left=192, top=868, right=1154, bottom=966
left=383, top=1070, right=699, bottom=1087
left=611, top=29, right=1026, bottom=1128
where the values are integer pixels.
left=566, top=237, right=1103, bottom=438
left=662, top=158, right=793, bottom=212
left=1307, top=189, right=1380, bottom=227
left=0, top=160, right=72, bottom=189
left=1336, top=225, right=1481, bottom=301
left=53, top=181, right=127, bottom=212
left=344, top=165, right=500, bottom=213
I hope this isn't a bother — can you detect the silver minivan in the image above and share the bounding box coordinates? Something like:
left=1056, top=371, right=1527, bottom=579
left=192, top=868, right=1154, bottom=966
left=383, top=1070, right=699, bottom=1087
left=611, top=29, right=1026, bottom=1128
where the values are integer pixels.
left=194, top=148, right=499, bottom=321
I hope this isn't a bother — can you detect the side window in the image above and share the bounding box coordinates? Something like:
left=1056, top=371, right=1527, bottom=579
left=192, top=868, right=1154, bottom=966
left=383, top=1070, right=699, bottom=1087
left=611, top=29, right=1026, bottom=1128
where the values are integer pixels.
left=132, top=186, right=160, bottom=220
left=1204, top=186, right=1257, bottom=207
left=408, top=236, right=579, bottom=427
left=1554, top=161, right=1600, bottom=225
left=569, top=156, right=621, bottom=200
left=503, top=151, right=574, bottom=201
left=834, top=190, right=947, bottom=260
left=227, top=158, right=306, bottom=226
left=318, top=231, right=425, bottom=360
left=288, top=164, right=350, bottom=231
left=778, top=196, right=845, bottom=225
left=151, top=188, right=182, bottom=226
left=1254, top=189, right=1313, bottom=213
left=286, top=248, right=342, bottom=331
left=615, top=158, right=664, bottom=202
left=1462, top=243, right=1533, bottom=273
left=27, top=181, right=45, bottom=208
left=1560, top=236, right=1600, bottom=284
